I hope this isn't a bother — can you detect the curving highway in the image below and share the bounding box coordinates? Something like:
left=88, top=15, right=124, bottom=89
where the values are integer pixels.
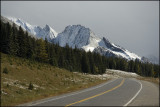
left=20, top=78, right=159, bottom=106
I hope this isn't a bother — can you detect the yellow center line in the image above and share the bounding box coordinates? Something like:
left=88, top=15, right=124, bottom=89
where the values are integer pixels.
left=65, top=78, right=125, bottom=107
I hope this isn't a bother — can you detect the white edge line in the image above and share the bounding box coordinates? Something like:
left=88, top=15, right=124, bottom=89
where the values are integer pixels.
left=123, top=79, right=142, bottom=106
left=26, top=78, right=119, bottom=106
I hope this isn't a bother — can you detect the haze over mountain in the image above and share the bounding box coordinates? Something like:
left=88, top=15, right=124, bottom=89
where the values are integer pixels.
left=3, top=16, right=154, bottom=63
left=147, top=55, right=159, bottom=65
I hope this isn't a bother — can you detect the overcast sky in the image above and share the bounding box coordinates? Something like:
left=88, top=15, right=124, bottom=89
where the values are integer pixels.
left=1, top=1, right=159, bottom=59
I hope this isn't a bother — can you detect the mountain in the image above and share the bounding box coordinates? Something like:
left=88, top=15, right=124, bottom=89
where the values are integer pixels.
left=53, top=25, right=101, bottom=52
left=54, top=25, right=142, bottom=61
left=4, top=16, right=143, bottom=61
left=1, top=16, right=37, bottom=38
left=6, top=16, right=58, bottom=42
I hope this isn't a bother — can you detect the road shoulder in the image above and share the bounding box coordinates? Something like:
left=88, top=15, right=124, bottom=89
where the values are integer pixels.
left=128, top=79, right=159, bottom=106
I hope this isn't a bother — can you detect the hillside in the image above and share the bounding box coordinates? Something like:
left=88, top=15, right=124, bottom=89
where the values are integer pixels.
left=1, top=53, right=108, bottom=106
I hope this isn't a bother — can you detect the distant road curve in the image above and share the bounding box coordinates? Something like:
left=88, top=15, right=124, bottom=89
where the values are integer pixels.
left=20, top=78, right=159, bottom=106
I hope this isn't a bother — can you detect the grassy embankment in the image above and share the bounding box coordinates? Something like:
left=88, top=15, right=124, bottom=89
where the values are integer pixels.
left=1, top=53, right=108, bottom=106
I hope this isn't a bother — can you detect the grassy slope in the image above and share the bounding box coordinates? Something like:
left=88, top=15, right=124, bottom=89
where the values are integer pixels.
left=1, top=53, right=108, bottom=106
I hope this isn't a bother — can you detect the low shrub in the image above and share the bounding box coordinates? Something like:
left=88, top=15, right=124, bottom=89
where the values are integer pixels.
left=3, top=67, right=9, bottom=74
left=28, top=82, right=34, bottom=90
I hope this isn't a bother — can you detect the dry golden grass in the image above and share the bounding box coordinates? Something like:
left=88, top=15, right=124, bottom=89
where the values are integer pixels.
left=136, top=76, right=159, bottom=85
left=1, top=53, right=108, bottom=106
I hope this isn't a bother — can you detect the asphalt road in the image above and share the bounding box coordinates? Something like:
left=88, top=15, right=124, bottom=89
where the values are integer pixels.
left=20, top=78, right=159, bottom=106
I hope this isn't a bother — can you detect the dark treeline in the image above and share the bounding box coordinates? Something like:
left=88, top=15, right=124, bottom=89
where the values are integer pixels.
left=1, top=21, right=159, bottom=77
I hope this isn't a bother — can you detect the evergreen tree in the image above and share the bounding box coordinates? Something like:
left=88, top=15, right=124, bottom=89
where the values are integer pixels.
left=137, top=65, right=141, bottom=75
left=26, top=33, right=33, bottom=58
left=36, top=39, right=48, bottom=62
left=17, top=26, right=27, bottom=57
left=11, top=23, right=19, bottom=55
left=1, top=22, right=11, bottom=54
left=88, top=51, right=95, bottom=74
left=151, top=66, right=155, bottom=77
left=81, top=52, right=90, bottom=73
left=58, top=52, right=65, bottom=68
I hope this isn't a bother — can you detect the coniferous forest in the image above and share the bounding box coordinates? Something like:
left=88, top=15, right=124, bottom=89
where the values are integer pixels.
left=1, top=21, right=159, bottom=77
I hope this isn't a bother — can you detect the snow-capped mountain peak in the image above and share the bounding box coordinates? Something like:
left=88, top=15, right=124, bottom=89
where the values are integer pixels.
left=43, top=24, right=58, bottom=40
left=44, top=24, right=50, bottom=31
left=4, top=16, right=143, bottom=62
left=53, top=24, right=142, bottom=61
left=54, top=25, right=92, bottom=48
left=54, top=24, right=102, bottom=52
left=6, top=16, right=57, bottom=42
